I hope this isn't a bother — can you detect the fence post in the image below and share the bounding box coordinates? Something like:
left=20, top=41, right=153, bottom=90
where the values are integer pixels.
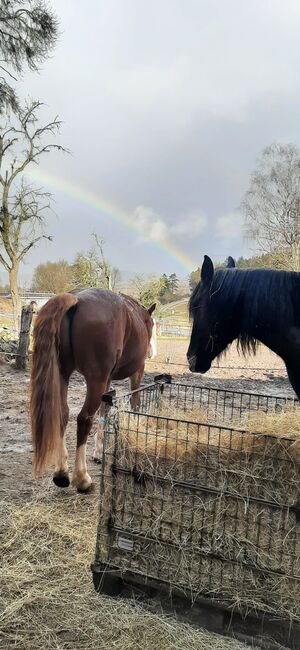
left=15, top=302, right=36, bottom=370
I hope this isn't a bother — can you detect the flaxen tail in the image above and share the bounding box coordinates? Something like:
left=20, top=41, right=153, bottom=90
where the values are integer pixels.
left=30, top=293, right=78, bottom=477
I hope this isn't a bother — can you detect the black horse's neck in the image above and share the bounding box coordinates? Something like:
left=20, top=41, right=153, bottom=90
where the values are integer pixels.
left=211, top=268, right=300, bottom=358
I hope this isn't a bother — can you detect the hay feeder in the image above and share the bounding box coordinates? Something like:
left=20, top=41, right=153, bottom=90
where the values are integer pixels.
left=91, top=376, right=300, bottom=649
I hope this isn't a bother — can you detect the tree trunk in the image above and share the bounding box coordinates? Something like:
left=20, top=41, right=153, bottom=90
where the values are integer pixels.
left=9, top=263, right=21, bottom=336
left=291, top=243, right=300, bottom=272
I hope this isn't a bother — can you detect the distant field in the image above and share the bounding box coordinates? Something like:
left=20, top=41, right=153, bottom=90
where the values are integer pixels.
left=157, top=299, right=189, bottom=323
left=0, top=298, right=13, bottom=314
left=0, top=296, right=192, bottom=338
left=156, top=299, right=190, bottom=341
left=0, top=298, right=14, bottom=330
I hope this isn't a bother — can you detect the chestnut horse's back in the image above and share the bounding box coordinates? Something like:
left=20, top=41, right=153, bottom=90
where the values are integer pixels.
left=70, top=290, right=150, bottom=380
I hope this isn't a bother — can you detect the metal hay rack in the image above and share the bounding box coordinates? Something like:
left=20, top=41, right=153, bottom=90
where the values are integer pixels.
left=92, top=375, right=300, bottom=649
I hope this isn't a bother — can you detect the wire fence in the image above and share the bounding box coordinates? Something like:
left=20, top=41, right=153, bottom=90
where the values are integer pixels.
left=146, top=358, right=286, bottom=374
left=0, top=311, right=287, bottom=375
left=0, top=347, right=288, bottom=375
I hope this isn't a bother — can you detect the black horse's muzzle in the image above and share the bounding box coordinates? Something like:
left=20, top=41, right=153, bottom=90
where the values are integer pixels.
left=188, top=354, right=211, bottom=374
left=188, top=355, right=197, bottom=372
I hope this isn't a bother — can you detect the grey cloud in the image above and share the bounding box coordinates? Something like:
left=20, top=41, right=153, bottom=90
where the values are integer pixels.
left=215, top=213, right=244, bottom=240
left=13, top=0, right=300, bottom=278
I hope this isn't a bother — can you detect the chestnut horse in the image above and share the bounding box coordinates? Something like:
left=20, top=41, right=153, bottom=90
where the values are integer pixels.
left=30, top=289, right=155, bottom=492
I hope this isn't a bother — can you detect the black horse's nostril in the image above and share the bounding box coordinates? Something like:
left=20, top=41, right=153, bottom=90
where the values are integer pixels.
left=188, top=355, right=197, bottom=372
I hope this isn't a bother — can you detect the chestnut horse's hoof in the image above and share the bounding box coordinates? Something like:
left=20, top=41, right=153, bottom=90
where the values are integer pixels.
left=53, top=471, right=70, bottom=488
left=72, top=472, right=93, bottom=493
left=77, top=482, right=94, bottom=494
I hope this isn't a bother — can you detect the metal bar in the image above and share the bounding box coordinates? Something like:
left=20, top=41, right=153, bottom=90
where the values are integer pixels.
left=108, top=525, right=300, bottom=581
left=111, top=465, right=300, bottom=514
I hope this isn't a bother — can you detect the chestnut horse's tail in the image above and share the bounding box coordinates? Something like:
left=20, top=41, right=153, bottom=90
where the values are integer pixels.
left=30, top=293, right=78, bottom=477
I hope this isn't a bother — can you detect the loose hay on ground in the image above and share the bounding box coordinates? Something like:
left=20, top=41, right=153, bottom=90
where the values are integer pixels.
left=0, top=484, right=257, bottom=650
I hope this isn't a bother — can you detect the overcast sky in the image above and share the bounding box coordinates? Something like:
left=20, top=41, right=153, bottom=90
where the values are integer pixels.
left=10, top=0, right=300, bottom=280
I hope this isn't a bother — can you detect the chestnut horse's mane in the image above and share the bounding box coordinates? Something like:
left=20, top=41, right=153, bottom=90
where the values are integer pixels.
left=119, top=293, right=146, bottom=311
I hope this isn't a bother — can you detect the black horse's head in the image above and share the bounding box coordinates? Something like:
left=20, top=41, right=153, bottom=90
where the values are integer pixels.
left=187, top=255, right=235, bottom=373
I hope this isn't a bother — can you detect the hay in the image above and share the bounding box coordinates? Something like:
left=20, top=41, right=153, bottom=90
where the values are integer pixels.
left=0, top=484, right=257, bottom=650
left=241, top=408, right=300, bottom=462
left=117, top=408, right=300, bottom=505
left=101, top=473, right=300, bottom=620
left=241, top=406, right=300, bottom=436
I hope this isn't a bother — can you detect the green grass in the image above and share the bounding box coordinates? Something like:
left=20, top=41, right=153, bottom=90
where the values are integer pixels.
left=157, top=299, right=189, bottom=322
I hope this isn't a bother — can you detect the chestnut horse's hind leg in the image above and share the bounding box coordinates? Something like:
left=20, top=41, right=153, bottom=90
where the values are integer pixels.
left=130, top=365, right=145, bottom=411
left=72, top=377, right=109, bottom=492
left=53, top=376, right=70, bottom=488
left=93, top=381, right=111, bottom=464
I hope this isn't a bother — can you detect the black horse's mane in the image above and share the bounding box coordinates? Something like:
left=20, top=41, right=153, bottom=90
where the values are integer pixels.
left=192, top=267, right=300, bottom=357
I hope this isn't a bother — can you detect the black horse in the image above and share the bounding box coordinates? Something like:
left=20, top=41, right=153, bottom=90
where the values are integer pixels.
left=187, top=255, right=300, bottom=399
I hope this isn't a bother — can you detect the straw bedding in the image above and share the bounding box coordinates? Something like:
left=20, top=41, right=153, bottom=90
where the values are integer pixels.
left=0, top=484, right=256, bottom=650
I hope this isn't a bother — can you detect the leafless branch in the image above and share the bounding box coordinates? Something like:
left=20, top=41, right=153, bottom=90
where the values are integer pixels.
left=0, top=97, right=67, bottom=322
left=242, top=143, right=300, bottom=270
left=0, top=2, right=58, bottom=114
left=18, top=233, right=52, bottom=262
left=0, top=101, right=69, bottom=187
left=0, top=250, right=9, bottom=271
left=0, top=63, right=17, bottom=81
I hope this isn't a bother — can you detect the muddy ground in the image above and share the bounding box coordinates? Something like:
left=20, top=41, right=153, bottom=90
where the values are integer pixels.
left=0, top=339, right=293, bottom=506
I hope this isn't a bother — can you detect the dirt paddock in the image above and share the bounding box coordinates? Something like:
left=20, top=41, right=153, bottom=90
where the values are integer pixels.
left=0, top=340, right=293, bottom=649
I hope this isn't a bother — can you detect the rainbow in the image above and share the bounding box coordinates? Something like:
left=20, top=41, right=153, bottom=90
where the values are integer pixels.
left=24, top=166, right=197, bottom=273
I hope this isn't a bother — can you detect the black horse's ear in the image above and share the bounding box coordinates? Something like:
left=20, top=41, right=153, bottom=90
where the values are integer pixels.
left=201, top=255, right=214, bottom=286
left=226, top=256, right=235, bottom=268
left=148, top=303, right=156, bottom=315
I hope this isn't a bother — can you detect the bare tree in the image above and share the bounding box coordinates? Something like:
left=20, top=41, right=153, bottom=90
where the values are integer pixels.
left=130, top=273, right=163, bottom=308
left=91, top=232, right=122, bottom=291
left=0, top=99, right=67, bottom=329
left=72, top=249, right=99, bottom=290
left=0, top=0, right=58, bottom=112
left=110, top=266, right=121, bottom=291
left=32, top=259, right=72, bottom=293
left=72, top=235, right=121, bottom=292
left=242, top=143, right=300, bottom=270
